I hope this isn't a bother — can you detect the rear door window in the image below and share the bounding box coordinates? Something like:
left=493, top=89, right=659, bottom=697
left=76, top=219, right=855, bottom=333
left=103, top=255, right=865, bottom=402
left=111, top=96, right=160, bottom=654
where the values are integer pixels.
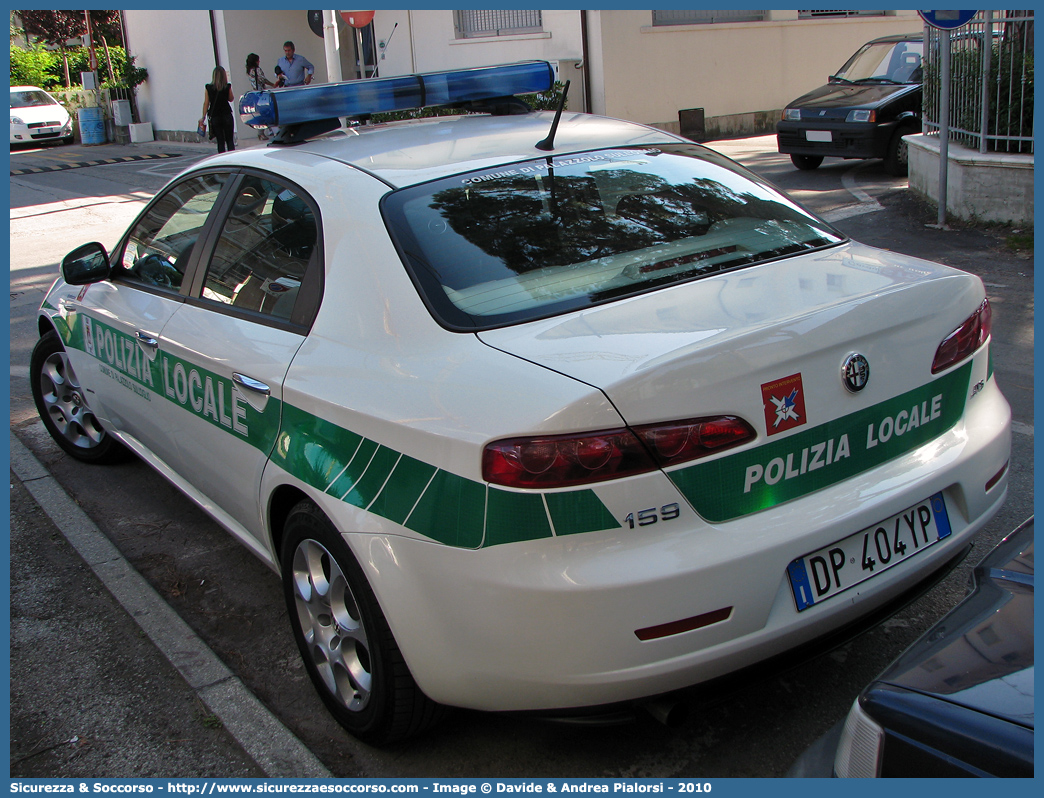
left=193, top=174, right=321, bottom=330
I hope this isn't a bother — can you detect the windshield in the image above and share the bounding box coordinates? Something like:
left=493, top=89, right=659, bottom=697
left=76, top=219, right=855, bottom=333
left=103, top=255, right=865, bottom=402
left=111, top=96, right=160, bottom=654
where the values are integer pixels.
left=383, top=145, right=844, bottom=330
left=10, top=90, right=59, bottom=109
left=834, top=39, right=923, bottom=84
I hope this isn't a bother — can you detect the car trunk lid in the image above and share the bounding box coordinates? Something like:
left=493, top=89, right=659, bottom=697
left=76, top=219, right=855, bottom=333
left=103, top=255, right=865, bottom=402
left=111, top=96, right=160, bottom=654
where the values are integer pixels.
left=478, top=242, right=985, bottom=521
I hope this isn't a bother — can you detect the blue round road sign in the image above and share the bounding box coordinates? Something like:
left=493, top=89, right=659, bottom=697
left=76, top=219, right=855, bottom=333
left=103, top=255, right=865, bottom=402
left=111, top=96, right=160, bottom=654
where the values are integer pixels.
left=918, top=10, right=978, bottom=29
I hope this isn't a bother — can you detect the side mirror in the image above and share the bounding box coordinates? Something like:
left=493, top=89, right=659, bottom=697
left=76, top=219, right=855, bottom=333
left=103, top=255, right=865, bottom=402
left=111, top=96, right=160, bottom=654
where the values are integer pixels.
left=62, top=242, right=111, bottom=285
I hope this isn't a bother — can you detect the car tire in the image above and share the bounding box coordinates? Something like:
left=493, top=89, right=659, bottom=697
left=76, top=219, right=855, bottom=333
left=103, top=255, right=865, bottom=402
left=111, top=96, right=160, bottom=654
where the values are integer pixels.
left=63, top=135, right=74, bottom=145
left=281, top=499, right=444, bottom=744
left=790, top=154, right=824, bottom=171
left=30, top=330, right=130, bottom=464
left=884, top=127, right=915, bottom=177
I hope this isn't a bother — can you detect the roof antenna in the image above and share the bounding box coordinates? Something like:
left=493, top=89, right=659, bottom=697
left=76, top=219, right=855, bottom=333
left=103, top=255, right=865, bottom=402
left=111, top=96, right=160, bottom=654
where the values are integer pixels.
left=535, top=79, right=570, bottom=151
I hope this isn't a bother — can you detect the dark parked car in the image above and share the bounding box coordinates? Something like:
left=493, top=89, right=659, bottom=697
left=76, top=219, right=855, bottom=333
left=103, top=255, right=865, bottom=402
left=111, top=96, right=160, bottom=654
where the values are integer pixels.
left=776, top=34, right=923, bottom=175
left=790, top=518, right=1034, bottom=777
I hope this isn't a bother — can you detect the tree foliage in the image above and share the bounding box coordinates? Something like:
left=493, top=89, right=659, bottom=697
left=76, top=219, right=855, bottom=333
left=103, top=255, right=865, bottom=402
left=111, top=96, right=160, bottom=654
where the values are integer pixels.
left=9, top=42, right=58, bottom=87
left=12, top=10, right=143, bottom=92
left=18, top=10, right=84, bottom=47
left=88, top=10, right=122, bottom=46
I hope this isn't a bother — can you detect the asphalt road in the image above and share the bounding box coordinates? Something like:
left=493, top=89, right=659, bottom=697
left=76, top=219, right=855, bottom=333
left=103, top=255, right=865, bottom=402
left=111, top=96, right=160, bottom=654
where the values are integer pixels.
left=8, top=134, right=1034, bottom=778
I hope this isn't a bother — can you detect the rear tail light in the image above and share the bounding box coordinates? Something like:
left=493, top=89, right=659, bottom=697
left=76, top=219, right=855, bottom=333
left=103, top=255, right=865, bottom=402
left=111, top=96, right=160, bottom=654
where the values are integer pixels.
left=483, top=416, right=756, bottom=489
left=932, top=298, right=992, bottom=374
left=483, top=429, right=654, bottom=489
left=633, top=416, right=756, bottom=468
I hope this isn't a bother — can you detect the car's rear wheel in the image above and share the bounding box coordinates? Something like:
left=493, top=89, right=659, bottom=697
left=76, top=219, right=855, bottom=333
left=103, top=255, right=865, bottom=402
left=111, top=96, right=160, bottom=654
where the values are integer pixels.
left=30, top=330, right=129, bottom=464
left=790, top=154, right=824, bottom=171
left=281, top=499, right=444, bottom=744
left=883, top=126, right=915, bottom=176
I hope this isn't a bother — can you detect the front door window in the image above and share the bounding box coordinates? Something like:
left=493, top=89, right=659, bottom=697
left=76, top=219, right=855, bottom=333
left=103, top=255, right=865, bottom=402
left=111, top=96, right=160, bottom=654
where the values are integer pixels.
left=118, top=173, right=228, bottom=291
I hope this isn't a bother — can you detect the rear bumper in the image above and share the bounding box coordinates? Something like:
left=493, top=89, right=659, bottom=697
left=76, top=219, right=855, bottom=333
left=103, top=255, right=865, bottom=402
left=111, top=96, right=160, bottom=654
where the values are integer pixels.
left=349, top=374, right=1011, bottom=712
left=777, top=120, right=898, bottom=160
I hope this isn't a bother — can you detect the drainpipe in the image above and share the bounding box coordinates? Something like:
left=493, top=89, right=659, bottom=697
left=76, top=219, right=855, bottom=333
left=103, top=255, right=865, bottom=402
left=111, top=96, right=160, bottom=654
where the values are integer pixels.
left=407, top=11, right=417, bottom=73
left=580, top=10, right=592, bottom=114
left=208, top=11, right=220, bottom=66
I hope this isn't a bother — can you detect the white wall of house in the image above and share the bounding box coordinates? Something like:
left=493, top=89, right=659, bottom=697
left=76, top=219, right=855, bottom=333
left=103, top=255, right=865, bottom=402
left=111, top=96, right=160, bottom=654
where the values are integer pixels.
left=374, top=10, right=584, bottom=76
left=123, top=10, right=212, bottom=138
left=587, top=10, right=923, bottom=136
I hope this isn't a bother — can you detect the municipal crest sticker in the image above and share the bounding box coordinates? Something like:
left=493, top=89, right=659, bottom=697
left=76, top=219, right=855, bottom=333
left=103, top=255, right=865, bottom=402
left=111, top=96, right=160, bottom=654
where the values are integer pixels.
left=83, top=315, right=96, bottom=357
left=762, top=373, right=807, bottom=436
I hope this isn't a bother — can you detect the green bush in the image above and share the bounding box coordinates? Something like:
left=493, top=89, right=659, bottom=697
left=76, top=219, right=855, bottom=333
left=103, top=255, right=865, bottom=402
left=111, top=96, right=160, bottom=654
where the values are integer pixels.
left=10, top=43, right=59, bottom=88
left=47, top=45, right=135, bottom=89
left=924, top=45, right=1034, bottom=153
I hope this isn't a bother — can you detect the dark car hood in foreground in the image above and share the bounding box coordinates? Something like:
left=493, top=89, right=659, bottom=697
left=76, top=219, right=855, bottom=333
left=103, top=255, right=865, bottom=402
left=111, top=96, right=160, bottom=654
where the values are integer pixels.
left=789, top=81, right=919, bottom=111
left=875, top=520, right=1034, bottom=730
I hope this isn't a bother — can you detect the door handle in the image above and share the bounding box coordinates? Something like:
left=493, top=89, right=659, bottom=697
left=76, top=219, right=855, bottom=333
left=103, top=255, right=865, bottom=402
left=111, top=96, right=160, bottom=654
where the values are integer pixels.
left=232, top=373, right=271, bottom=396
left=134, top=330, right=159, bottom=348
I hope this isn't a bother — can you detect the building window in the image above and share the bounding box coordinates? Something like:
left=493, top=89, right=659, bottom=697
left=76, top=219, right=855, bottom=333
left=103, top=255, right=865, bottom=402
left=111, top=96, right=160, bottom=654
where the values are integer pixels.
left=454, top=10, right=543, bottom=39
left=652, top=10, right=767, bottom=26
left=798, top=10, right=887, bottom=19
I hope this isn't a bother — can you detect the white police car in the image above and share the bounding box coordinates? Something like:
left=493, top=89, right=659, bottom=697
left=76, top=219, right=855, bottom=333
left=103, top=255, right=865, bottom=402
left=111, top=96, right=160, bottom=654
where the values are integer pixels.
left=32, top=62, right=1011, bottom=744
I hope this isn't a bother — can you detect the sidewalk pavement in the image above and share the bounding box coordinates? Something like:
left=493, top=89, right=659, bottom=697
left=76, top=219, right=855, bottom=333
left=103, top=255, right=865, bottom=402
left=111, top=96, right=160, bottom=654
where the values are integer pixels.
left=9, top=431, right=331, bottom=779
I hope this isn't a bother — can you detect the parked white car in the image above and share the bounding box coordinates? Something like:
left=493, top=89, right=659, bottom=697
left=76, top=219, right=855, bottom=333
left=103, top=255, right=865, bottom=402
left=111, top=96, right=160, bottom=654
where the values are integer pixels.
left=32, top=63, right=1011, bottom=744
left=10, top=85, right=73, bottom=145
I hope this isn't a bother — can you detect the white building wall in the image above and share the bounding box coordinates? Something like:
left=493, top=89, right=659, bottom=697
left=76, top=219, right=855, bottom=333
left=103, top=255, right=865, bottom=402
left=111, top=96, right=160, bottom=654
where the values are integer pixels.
left=369, top=10, right=585, bottom=109
left=378, top=10, right=583, bottom=73
left=123, top=10, right=212, bottom=138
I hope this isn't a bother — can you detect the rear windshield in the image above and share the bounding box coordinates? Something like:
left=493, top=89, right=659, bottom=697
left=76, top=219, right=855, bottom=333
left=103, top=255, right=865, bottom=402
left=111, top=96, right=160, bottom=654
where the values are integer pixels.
left=382, top=145, right=844, bottom=330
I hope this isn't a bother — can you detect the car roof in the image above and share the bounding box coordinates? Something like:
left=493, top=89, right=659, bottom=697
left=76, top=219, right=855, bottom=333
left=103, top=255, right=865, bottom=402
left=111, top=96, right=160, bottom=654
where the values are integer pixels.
left=11, top=86, right=48, bottom=92
left=218, top=111, right=684, bottom=188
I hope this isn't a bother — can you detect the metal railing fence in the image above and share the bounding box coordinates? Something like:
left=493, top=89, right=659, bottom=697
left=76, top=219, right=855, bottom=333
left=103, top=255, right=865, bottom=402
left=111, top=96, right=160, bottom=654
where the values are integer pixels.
left=922, top=10, right=1033, bottom=154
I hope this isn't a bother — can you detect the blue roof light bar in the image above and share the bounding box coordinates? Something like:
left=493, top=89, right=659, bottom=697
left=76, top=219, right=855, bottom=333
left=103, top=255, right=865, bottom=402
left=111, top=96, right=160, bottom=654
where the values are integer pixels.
left=238, top=61, right=555, bottom=130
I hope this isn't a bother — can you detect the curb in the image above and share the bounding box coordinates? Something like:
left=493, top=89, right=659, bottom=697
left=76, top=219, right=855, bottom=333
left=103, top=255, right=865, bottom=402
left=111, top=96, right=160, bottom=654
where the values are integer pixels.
left=9, top=429, right=332, bottom=779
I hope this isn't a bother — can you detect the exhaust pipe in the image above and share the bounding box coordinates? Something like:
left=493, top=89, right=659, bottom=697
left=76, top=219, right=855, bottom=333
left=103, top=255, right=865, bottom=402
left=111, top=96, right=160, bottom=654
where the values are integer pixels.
left=640, top=698, right=688, bottom=727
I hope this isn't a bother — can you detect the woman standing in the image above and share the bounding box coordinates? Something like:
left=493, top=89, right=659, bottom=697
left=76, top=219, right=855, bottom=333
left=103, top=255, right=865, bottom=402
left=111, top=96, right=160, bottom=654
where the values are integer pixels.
left=200, top=66, right=235, bottom=153
left=245, top=53, right=277, bottom=141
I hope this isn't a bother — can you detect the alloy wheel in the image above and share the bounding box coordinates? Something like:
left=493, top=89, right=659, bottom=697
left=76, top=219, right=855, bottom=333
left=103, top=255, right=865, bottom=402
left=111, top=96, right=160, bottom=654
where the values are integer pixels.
left=291, top=538, right=373, bottom=712
left=38, top=350, right=107, bottom=451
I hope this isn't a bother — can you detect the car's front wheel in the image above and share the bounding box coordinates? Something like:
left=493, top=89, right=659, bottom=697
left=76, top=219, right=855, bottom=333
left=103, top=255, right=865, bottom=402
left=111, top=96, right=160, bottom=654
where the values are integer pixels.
left=281, top=499, right=444, bottom=744
left=30, top=330, right=129, bottom=463
left=790, top=153, right=824, bottom=171
left=884, top=126, right=916, bottom=176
